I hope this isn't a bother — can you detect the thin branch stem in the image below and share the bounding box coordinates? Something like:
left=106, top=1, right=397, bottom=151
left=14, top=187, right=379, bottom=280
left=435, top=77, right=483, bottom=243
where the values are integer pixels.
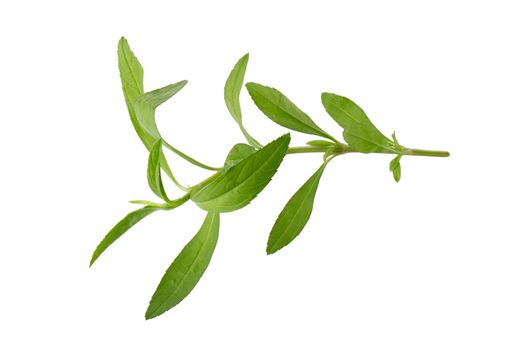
left=286, top=146, right=329, bottom=154
left=162, top=168, right=189, bottom=192
left=287, top=144, right=450, bottom=157
left=239, top=125, right=262, bottom=149
left=163, top=140, right=221, bottom=171
left=402, top=148, right=450, bottom=157
left=166, top=142, right=449, bottom=205
left=129, top=193, right=191, bottom=209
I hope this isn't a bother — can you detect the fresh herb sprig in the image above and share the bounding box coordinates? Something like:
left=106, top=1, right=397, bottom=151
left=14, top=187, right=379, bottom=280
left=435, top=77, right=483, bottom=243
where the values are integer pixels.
left=90, top=37, right=449, bottom=320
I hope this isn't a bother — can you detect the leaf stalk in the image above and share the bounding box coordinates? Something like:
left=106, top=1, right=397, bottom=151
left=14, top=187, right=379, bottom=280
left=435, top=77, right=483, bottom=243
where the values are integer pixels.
left=163, top=140, right=222, bottom=171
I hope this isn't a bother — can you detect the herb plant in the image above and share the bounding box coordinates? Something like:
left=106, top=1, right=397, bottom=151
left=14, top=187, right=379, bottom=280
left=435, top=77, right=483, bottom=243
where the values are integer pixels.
left=90, top=37, right=449, bottom=319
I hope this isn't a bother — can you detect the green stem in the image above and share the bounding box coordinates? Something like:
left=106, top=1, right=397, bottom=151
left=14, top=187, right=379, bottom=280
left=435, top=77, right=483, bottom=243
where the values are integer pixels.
left=240, top=125, right=262, bottom=149
left=129, top=193, right=191, bottom=209
left=402, top=148, right=450, bottom=157
left=287, top=144, right=450, bottom=157
left=162, top=166, right=189, bottom=192
left=181, top=143, right=449, bottom=202
left=188, top=172, right=221, bottom=192
left=286, top=146, right=329, bottom=154
left=163, top=141, right=221, bottom=171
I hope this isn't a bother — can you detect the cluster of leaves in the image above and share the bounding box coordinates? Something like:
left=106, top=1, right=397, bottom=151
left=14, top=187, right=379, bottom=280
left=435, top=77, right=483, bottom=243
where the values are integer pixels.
left=90, top=37, right=449, bottom=320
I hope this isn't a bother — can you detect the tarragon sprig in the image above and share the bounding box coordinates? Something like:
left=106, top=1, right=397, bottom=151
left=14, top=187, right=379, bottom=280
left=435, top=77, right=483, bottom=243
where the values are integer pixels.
left=90, top=37, right=449, bottom=320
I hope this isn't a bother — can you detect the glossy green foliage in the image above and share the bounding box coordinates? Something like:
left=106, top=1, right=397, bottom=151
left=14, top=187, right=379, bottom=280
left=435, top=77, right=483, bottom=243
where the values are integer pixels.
left=146, top=212, right=220, bottom=319
left=191, top=134, right=290, bottom=212
left=246, top=83, right=335, bottom=141
left=321, top=92, right=400, bottom=154
left=267, top=162, right=327, bottom=254
left=90, top=207, right=160, bottom=266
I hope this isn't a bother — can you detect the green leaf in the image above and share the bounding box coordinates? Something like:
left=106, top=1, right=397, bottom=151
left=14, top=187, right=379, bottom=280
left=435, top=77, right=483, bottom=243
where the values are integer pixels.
left=225, top=54, right=249, bottom=126
left=321, top=92, right=400, bottom=154
left=223, top=143, right=256, bottom=170
left=133, top=81, right=188, bottom=144
left=267, top=162, right=328, bottom=254
left=145, top=212, right=220, bottom=319
left=118, top=37, right=146, bottom=143
left=224, top=54, right=261, bottom=148
left=191, top=134, right=291, bottom=212
left=117, top=38, right=178, bottom=183
left=147, top=140, right=170, bottom=201
left=389, top=155, right=402, bottom=182
left=90, top=206, right=160, bottom=266
left=90, top=194, right=190, bottom=266
left=246, top=83, right=335, bottom=141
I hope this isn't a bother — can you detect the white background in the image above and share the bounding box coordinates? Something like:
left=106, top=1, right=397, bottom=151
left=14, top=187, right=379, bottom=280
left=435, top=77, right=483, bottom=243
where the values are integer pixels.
left=1, top=0, right=524, bottom=349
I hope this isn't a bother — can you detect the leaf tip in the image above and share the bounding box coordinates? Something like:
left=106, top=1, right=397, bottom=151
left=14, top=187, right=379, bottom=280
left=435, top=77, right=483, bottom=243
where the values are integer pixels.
left=144, top=308, right=156, bottom=320
left=320, top=92, right=333, bottom=100
left=144, top=300, right=163, bottom=320
left=266, top=246, right=277, bottom=255
left=118, top=36, right=130, bottom=51
left=89, top=254, right=97, bottom=268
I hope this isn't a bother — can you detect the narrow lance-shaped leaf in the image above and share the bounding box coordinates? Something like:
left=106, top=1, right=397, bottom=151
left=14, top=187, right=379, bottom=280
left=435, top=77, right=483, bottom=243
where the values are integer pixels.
left=147, top=140, right=170, bottom=201
left=224, top=53, right=248, bottom=125
left=246, top=82, right=336, bottom=141
left=90, top=207, right=160, bottom=266
left=224, top=54, right=261, bottom=148
left=321, top=92, right=401, bottom=154
left=118, top=37, right=146, bottom=143
left=267, top=162, right=328, bottom=254
left=191, top=134, right=290, bottom=212
left=117, top=38, right=179, bottom=182
left=90, top=195, right=191, bottom=267
left=389, top=155, right=402, bottom=182
left=145, top=212, right=220, bottom=319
